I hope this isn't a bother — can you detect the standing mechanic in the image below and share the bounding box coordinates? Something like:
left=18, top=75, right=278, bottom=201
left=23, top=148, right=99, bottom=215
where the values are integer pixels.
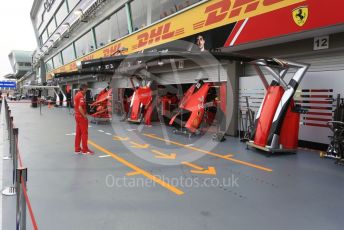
left=74, top=84, right=94, bottom=155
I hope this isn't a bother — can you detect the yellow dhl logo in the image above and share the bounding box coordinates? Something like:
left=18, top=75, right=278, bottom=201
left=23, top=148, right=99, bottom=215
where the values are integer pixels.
left=50, top=0, right=305, bottom=76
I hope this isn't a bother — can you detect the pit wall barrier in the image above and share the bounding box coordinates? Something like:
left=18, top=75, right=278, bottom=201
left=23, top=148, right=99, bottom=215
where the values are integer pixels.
left=1, top=98, right=38, bottom=230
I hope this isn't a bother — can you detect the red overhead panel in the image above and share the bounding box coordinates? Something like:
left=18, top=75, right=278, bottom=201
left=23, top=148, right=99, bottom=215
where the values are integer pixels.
left=225, top=0, right=344, bottom=47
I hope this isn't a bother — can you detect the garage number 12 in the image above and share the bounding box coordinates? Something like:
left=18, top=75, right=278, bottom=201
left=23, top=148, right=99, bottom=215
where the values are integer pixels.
left=314, top=36, right=329, bottom=50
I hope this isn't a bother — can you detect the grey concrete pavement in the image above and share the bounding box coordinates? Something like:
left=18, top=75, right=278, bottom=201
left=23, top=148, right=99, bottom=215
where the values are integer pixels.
left=1, top=102, right=343, bottom=230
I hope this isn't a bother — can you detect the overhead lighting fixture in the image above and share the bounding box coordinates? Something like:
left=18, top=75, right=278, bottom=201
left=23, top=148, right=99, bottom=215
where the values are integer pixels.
left=52, top=41, right=58, bottom=49
left=48, top=41, right=54, bottom=49
left=157, top=58, right=164, bottom=66
left=61, top=22, right=70, bottom=28
left=74, top=9, right=83, bottom=16
left=62, top=22, right=71, bottom=31
left=48, top=37, right=58, bottom=48
left=54, top=32, right=61, bottom=39
left=74, top=9, right=87, bottom=22
left=61, top=23, right=71, bottom=38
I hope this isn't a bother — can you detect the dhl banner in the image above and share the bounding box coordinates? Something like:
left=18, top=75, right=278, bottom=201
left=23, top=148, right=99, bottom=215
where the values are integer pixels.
left=49, top=0, right=344, bottom=79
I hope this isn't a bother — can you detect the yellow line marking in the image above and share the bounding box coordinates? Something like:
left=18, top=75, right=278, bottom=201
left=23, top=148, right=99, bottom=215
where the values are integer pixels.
left=143, top=133, right=273, bottom=172
left=190, top=167, right=216, bottom=175
left=151, top=150, right=176, bottom=159
left=129, top=141, right=150, bottom=149
left=112, top=136, right=129, bottom=141
left=126, top=171, right=141, bottom=176
left=88, top=140, right=184, bottom=195
left=320, top=151, right=325, bottom=158
left=182, top=162, right=203, bottom=170
left=182, top=162, right=216, bottom=175
left=223, top=154, right=234, bottom=158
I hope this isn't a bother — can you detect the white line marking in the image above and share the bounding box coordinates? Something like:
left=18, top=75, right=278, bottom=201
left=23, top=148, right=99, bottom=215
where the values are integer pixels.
left=105, top=133, right=112, bottom=135
left=65, top=133, right=76, bottom=136
left=230, top=18, right=249, bottom=46
left=99, top=155, right=111, bottom=158
left=186, top=144, right=194, bottom=146
left=98, top=130, right=105, bottom=132
left=126, top=129, right=137, bottom=131
left=88, top=125, right=92, bottom=128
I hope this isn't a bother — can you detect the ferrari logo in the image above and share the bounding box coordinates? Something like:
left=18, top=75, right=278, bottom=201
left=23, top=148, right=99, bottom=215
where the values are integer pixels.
left=292, top=6, right=308, bottom=27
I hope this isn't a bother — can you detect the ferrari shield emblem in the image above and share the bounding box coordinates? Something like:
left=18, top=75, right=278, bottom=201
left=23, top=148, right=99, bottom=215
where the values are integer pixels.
left=292, top=6, right=308, bottom=26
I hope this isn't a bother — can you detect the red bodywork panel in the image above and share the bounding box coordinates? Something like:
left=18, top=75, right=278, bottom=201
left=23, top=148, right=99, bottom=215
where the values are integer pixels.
left=254, top=86, right=284, bottom=147
left=123, top=97, right=130, bottom=113
left=160, top=94, right=179, bottom=117
left=169, top=82, right=212, bottom=133
left=184, top=83, right=211, bottom=132
left=137, top=87, right=152, bottom=106
left=180, top=85, right=196, bottom=109
left=129, top=91, right=141, bottom=121
left=219, top=83, right=226, bottom=115
left=129, top=87, right=153, bottom=124
left=280, top=100, right=300, bottom=149
left=169, top=85, right=197, bottom=126
left=90, top=88, right=112, bottom=118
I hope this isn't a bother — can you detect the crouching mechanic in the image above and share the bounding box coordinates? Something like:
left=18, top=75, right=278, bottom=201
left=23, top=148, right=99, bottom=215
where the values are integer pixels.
left=74, top=84, right=94, bottom=155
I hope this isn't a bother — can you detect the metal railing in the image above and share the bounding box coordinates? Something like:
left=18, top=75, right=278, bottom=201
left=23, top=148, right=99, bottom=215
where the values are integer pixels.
left=1, top=98, right=38, bottom=230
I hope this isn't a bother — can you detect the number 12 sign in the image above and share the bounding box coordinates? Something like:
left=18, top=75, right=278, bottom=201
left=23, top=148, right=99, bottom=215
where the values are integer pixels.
left=314, top=35, right=329, bottom=50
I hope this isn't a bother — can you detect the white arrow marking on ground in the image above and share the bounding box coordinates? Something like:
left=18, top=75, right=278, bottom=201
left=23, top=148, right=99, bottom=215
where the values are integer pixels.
left=105, top=133, right=112, bottom=135
left=98, top=130, right=105, bottom=132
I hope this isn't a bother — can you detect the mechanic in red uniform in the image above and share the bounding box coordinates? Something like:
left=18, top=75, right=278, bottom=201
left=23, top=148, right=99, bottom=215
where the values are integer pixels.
left=74, top=84, right=94, bottom=155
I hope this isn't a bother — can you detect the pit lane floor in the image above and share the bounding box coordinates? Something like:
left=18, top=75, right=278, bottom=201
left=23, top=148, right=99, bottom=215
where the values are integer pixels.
left=2, top=102, right=344, bottom=230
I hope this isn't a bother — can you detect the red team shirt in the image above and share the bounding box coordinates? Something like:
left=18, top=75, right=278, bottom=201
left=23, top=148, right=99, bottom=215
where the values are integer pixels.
left=74, top=91, right=86, bottom=118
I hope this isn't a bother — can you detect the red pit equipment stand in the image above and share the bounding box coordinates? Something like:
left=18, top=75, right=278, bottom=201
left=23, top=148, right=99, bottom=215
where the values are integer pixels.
left=90, top=87, right=112, bottom=124
left=247, top=58, right=309, bottom=154
left=127, top=77, right=154, bottom=125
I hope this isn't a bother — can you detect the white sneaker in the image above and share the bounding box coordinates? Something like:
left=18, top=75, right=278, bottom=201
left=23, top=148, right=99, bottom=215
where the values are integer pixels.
left=82, top=150, right=95, bottom=155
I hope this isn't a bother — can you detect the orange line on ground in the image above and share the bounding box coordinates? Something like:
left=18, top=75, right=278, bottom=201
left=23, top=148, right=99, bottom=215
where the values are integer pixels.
left=88, top=140, right=184, bottom=195
left=182, top=162, right=204, bottom=170
left=143, top=133, right=273, bottom=172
